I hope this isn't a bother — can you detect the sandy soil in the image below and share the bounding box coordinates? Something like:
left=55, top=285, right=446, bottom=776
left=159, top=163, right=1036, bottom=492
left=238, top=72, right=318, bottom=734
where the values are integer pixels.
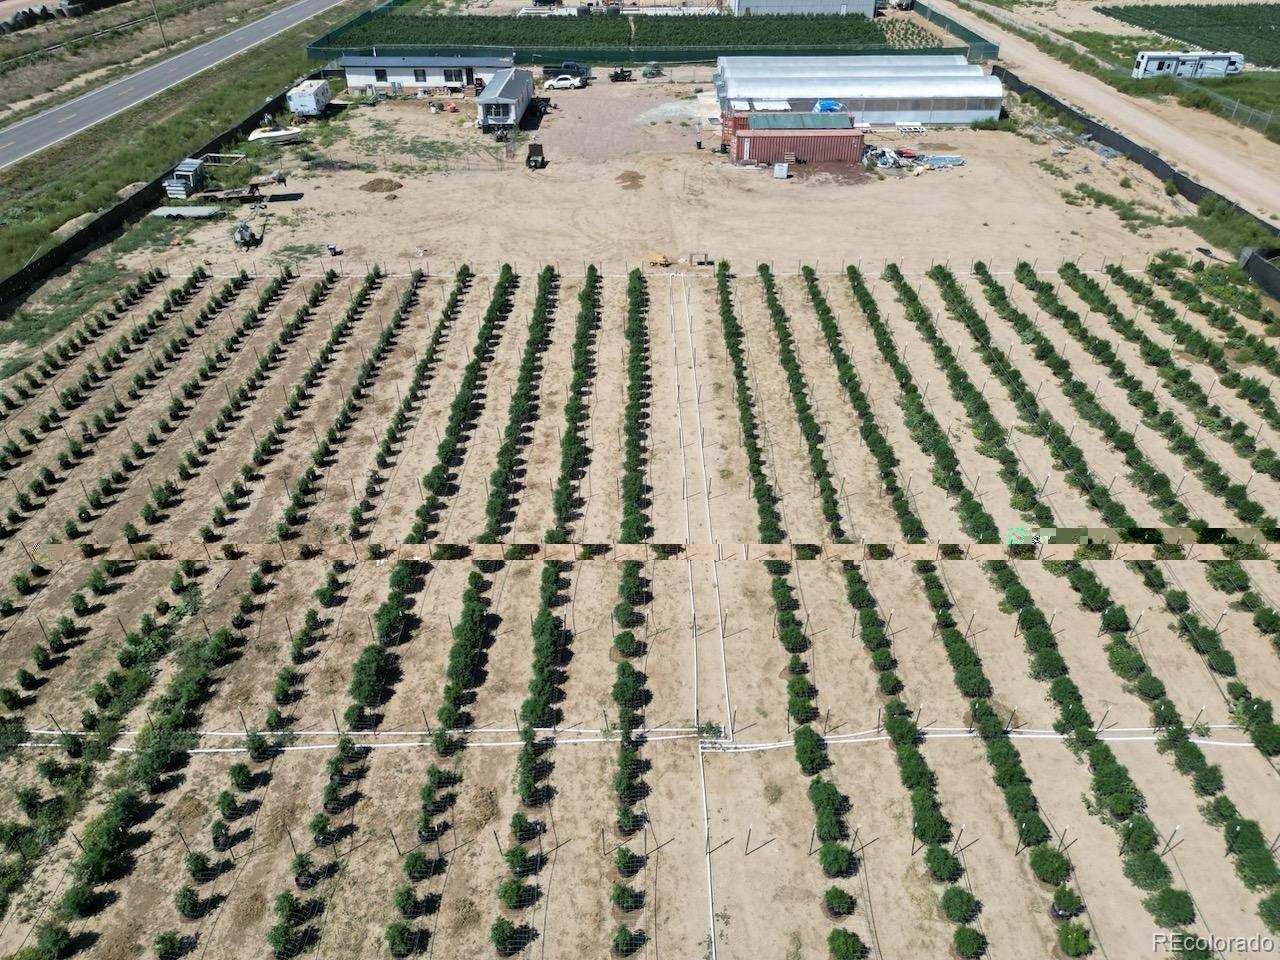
left=931, top=0, right=1280, bottom=223
left=5, top=67, right=1280, bottom=960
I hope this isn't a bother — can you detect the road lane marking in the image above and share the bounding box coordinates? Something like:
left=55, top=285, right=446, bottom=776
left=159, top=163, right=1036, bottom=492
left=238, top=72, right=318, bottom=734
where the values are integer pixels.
left=0, top=0, right=346, bottom=170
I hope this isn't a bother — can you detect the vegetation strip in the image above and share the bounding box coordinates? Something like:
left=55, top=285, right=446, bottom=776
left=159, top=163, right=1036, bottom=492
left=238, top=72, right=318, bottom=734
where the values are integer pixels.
left=1114, top=255, right=1280, bottom=429
left=619, top=270, right=651, bottom=545
left=351, top=265, right=472, bottom=540
left=1061, top=263, right=1280, bottom=480
left=716, top=263, right=867, bottom=958
left=546, top=267, right=601, bottom=543
left=836, top=266, right=1093, bottom=954
left=1040, top=547, right=1280, bottom=936
left=479, top=266, right=557, bottom=544
left=0, top=269, right=310, bottom=731
left=1019, top=263, right=1275, bottom=528
left=0, top=267, right=212, bottom=542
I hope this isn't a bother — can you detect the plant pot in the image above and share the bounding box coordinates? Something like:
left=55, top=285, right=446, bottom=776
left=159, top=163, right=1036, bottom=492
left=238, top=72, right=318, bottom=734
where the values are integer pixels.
left=820, top=898, right=842, bottom=921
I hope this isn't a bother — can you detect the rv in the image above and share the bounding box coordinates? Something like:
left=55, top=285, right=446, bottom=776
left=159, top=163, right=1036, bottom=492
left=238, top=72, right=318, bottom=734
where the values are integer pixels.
left=1131, top=50, right=1244, bottom=80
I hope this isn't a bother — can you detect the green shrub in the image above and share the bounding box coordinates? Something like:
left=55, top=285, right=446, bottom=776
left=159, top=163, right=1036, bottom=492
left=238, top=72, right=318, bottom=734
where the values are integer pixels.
left=793, top=725, right=828, bottom=774
left=153, top=930, right=182, bottom=960
left=1058, top=920, right=1091, bottom=956
left=1145, top=888, right=1195, bottom=928
left=953, top=925, right=985, bottom=957
left=819, top=841, right=853, bottom=877
left=828, top=928, right=867, bottom=960
left=1053, top=885, right=1083, bottom=918
left=1030, top=845, right=1071, bottom=885
left=941, top=886, right=979, bottom=923
left=1123, top=850, right=1171, bottom=891
left=925, top=844, right=962, bottom=882
left=824, top=886, right=854, bottom=916
left=173, top=885, right=199, bottom=919
left=490, top=917, right=517, bottom=953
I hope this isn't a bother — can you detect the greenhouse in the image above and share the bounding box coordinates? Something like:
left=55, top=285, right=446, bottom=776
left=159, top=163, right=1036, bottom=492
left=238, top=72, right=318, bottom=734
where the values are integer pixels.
left=715, top=58, right=1003, bottom=125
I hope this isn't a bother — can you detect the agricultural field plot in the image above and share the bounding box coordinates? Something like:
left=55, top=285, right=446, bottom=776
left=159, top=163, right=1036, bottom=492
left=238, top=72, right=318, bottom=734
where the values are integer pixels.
left=1099, top=3, right=1280, bottom=68
left=4, top=82, right=1280, bottom=960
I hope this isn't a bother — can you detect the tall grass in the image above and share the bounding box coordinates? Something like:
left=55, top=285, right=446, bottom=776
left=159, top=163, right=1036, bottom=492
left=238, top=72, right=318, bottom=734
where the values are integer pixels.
left=0, top=0, right=360, bottom=289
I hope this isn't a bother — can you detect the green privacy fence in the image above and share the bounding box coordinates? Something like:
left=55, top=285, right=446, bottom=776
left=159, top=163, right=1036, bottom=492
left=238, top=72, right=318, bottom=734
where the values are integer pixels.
left=308, top=40, right=973, bottom=64
left=912, top=0, right=998, bottom=61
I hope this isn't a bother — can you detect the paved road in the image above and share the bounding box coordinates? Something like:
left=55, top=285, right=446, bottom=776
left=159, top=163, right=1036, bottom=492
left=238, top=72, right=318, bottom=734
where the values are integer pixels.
left=0, top=0, right=350, bottom=171
left=934, top=0, right=1279, bottom=224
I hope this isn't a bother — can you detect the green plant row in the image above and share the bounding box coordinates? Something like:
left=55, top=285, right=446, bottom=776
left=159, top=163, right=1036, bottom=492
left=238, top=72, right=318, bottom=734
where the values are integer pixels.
left=1099, top=3, right=1280, bottom=68
left=977, top=263, right=1170, bottom=528
left=0, top=267, right=165, bottom=418
left=1046, top=552, right=1280, bottom=933
left=1007, top=263, right=1194, bottom=529
left=271, top=270, right=423, bottom=541
left=844, top=268, right=1098, bottom=952
left=0, top=266, right=211, bottom=540
left=198, top=266, right=381, bottom=540
left=493, top=563, right=572, bottom=950
left=546, top=266, right=600, bottom=543
left=914, top=266, right=1055, bottom=527
left=982, top=553, right=1208, bottom=946
left=755, top=264, right=846, bottom=540
left=620, top=269, right=650, bottom=544
left=715, top=264, right=865, bottom=957
left=867, top=265, right=997, bottom=542
left=479, top=266, right=557, bottom=543
left=418, top=265, right=518, bottom=532
left=948, top=262, right=1136, bottom=530
left=1189, top=263, right=1280, bottom=332
left=1158, top=555, right=1280, bottom=754
left=715, top=262, right=783, bottom=543
left=785, top=270, right=1002, bottom=951
left=352, top=264, right=472, bottom=541
left=0, top=272, right=308, bottom=732
left=1145, top=255, right=1280, bottom=382
left=327, top=12, right=888, bottom=51
left=800, top=267, right=921, bottom=542
left=1062, top=263, right=1280, bottom=481
left=1022, top=264, right=1275, bottom=528
left=74, top=266, right=318, bottom=547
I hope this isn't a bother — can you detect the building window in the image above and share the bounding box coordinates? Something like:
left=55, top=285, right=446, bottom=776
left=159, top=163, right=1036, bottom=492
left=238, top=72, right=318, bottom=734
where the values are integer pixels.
left=414, top=69, right=427, bottom=83
left=444, top=68, right=464, bottom=85
left=374, top=68, right=387, bottom=83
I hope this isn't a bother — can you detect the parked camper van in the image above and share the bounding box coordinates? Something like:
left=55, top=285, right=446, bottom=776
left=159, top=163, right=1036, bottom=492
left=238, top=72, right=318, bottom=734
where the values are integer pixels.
left=1131, top=50, right=1244, bottom=80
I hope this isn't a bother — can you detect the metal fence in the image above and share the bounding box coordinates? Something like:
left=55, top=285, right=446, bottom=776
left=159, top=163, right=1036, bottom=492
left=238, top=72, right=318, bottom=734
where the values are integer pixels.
left=306, top=39, right=977, bottom=65
left=994, top=65, right=1279, bottom=243
left=0, top=79, right=309, bottom=315
left=912, top=0, right=998, bottom=62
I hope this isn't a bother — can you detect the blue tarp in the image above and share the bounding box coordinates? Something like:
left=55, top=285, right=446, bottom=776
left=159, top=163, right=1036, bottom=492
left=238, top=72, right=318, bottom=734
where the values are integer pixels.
left=812, top=99, right=843, bottom=113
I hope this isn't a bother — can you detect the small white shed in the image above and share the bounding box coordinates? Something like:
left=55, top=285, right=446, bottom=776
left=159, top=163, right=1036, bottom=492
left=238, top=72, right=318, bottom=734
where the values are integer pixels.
left=476, top=68, right=534, bottom=130
left=340, top=55, right=514, bottom=93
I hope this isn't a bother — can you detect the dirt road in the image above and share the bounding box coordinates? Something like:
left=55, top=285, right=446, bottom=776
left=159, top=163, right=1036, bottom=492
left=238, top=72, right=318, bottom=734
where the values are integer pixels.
left=933, top=0, right=1280, bottom=223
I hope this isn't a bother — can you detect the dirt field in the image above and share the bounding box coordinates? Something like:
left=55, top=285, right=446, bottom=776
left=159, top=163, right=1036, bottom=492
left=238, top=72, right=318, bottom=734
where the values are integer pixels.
left=1, top=71, right=1279, bottom=960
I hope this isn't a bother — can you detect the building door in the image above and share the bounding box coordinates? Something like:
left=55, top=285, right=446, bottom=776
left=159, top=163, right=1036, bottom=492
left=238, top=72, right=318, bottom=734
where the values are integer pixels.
left=466, top=67, right=475, bottom=85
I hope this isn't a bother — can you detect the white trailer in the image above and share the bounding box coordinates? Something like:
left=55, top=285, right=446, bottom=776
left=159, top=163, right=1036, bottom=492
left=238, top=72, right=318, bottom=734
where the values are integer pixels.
left=287, top=79, right=332, bottom=118
left=1131, top=50, right=1244, bottom=80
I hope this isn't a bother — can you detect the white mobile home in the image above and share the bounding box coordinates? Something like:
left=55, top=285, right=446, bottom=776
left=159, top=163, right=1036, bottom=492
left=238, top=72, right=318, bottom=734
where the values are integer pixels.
left=476, top=68, right=534, bottom=130
left=340, top=55, right=514, bottom=93
left=1131, top=50, right=1244, bottom=80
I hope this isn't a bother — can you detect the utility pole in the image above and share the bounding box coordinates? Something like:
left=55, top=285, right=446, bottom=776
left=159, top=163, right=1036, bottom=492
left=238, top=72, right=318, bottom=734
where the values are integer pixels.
left=149, top=0, right=170, bottom=49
